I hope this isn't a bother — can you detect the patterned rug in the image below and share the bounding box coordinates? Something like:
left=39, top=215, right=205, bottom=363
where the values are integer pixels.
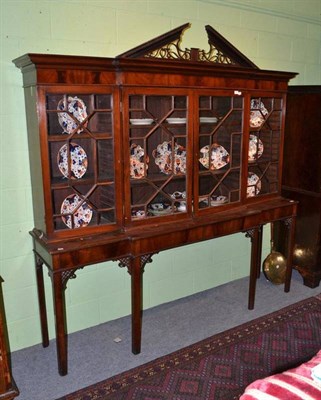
left=57, top=295, right=321, bottom=400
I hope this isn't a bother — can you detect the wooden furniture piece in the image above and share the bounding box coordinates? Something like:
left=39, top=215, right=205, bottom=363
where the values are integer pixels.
left=0, top=278, right=19, bottom=399
left=13, top=23, right=297, bottom=376
left=275, top=86, right=321, bottom=288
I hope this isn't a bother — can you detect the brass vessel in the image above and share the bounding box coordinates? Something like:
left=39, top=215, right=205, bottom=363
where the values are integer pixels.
left=263, top=223, right=287, bottom=285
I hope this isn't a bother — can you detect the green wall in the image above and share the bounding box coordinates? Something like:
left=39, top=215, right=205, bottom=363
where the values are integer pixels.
left=1, top=0, right=320, bottom=352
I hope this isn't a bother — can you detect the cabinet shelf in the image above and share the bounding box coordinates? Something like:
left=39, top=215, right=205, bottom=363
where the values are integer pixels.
left=50, top=177, right=114, bottom=188
left=48, top=133, right=112, bottom=141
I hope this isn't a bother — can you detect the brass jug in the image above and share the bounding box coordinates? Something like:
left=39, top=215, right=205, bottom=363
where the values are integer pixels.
left=263, top=222, right=287, bottom=285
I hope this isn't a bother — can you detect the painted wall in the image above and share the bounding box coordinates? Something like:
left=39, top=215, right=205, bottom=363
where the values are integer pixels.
left=1, top=0, right=320, bottom=352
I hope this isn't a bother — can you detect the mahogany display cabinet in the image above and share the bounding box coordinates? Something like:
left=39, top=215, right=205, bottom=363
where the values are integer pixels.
left=275, top=86, right=321, bottom=288
left=13, top=23, right=298, bottom=375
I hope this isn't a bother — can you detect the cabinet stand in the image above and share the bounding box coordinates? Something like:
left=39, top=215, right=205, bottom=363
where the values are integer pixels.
left=33, top=198, right=297, bottom=375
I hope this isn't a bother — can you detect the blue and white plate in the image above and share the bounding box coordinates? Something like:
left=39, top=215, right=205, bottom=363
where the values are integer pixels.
left=57, top=96, right=88, bottom=134
left=61, top=194, right=93, bottom=229
left=57, top=142, right=87, bottom=179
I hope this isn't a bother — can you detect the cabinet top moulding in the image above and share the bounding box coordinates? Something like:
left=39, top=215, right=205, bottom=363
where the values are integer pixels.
left=13, top=53, right=297, bottom=88
left=13, top=22, right=297, bottom=87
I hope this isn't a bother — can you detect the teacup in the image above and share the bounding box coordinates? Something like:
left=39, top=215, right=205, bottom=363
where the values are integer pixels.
left=171, top=191, right=186, bottom=199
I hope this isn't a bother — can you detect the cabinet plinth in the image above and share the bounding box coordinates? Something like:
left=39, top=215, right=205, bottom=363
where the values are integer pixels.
left=13, top=23, right=297, bottom=375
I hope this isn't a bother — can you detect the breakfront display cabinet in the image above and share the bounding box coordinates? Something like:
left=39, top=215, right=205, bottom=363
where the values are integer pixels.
left=13, top=23, right=298, bottom=376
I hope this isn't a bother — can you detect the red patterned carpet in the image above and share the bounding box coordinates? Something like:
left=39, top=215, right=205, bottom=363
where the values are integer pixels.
left=57, top=295, right=321, bottom=400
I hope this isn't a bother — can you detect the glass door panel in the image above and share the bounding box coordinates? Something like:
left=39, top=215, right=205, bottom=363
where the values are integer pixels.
left=198, top=95, right=243, bottom=209
left=247, top=97, right=283, bottom=198
left=128, top=94, right=188, bottom=220
left=46, top=92, right=116, bottom=231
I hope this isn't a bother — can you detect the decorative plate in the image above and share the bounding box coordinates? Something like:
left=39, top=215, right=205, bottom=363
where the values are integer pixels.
left=166, top=118, right=186, bottom=124
left=57, top=142, right=88, bottom=179
left=130, top=143, right=148, bottom=179
left=250, top=99, right=268, bottom=128
left=153, top=141, right=186, bottom=175
left=247, top=172, right=261, bottom=197
left=57, top=96, right=88, bottom=134
left=248, top=134, right=264, bottom=162
left=130, top=119, right=154, bottom=125
left=61, top=194, right=93, bottom=229
left=199, top=144, right=230, bottom=170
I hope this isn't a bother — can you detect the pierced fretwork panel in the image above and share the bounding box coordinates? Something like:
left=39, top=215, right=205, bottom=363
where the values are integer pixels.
left=46, top=92, right=116, bottom=231
left=144, top=38, right=236, bottom=65
left=198, top=95, right=243, bottom=209
left=129, top=94, right=188, bottom=220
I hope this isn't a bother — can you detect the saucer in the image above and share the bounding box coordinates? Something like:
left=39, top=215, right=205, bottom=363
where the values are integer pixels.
left=211, top=195, right=228, bottom=206
left=148, top=202, right=172, bottom=216
left=131, top=210, right=146, bottom=219
left=130, top=118, right=154, bottom=125
left=198, top=195, right=228, bottom=207
left=199, top=117, right=218, bottom=123
left=170, top=191, right=186, bottom=200
left=166, top=118, right=186, bottom=124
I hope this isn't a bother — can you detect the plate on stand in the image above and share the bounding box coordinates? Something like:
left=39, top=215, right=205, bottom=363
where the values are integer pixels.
left=199, top=143, right=230, bottom=170
left=130, top=143, right=148, bottom=179
left=153, top=141, right=186, bottom=175
left=57, top=96, right=88, bottom=134
left=248, top=134, right=264, bottom=162
left=250, top=99, right=268, bottom=128
left=247, top=172, right=261, bottom=197
left=61, top=194, right=93, bottom=229
left=57, top=142, right=88, bottom=179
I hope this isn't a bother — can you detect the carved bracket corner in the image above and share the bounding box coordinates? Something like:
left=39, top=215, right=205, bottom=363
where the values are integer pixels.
left=34, top=253, right=82, bottom=290
left=245, top=228, right=255, bottom=240
left=118, top=256, right=131, bottom=271
left=61, top=266, right=84, bottom=289
left=117, top=253, right=157, bottom=275
left=283, top=217, right=293, bottom=229
left=244, top=226, right=262, bottom=241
